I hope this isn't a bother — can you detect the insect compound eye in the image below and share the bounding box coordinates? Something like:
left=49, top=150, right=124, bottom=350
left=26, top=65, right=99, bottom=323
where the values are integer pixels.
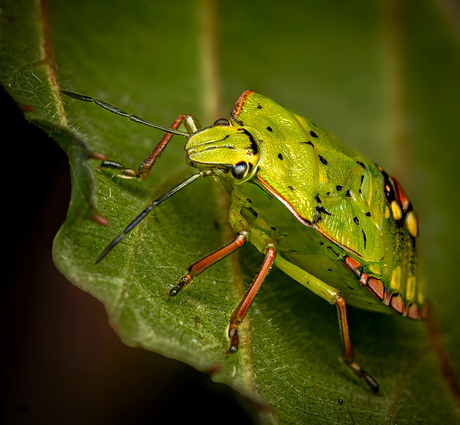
left=213, top=118, right=230, bottom=126
left=231, top=161, right=248, bottom=180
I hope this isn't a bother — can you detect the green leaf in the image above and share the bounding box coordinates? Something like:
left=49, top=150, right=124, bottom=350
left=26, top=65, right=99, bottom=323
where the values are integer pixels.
left=2, top=0, right=460, bottom=423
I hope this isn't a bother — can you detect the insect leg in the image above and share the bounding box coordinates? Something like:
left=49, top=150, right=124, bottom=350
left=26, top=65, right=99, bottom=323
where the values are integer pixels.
left=168, top=232, right=248, bottom=298
left=227, top=247, right=276, bottom=354
left=132, top=114, right=200, bottom=179
left=336, top=297, right=379, bottom=393
left=61, top=90, right=200, bottom=179
left=274, top=256, right=379, bottom=392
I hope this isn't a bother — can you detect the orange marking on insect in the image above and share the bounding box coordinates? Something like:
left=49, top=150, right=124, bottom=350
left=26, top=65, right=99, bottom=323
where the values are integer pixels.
left=407, top=303, right=420, bottom=320
left=359, top=272, right=369, bottom=286
left=389, top=293, right=405, bottom=314
left=367, top=277, right=386, bottom=301
left=393, top=177, right=410, bottom=212
left=344, top=256, right=361, bottom=274
left=232, top=90, right=254, bottom=118
left=422, top=304, right=429, bottom=319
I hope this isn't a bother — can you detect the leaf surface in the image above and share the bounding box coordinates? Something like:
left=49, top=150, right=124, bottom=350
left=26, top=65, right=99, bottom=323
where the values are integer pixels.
left=2, top=0, right=460, bottom=423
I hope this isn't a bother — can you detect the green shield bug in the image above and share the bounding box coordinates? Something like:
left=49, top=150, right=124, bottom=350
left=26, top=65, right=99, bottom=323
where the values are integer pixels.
left=62, top=89, right=425, bottom=393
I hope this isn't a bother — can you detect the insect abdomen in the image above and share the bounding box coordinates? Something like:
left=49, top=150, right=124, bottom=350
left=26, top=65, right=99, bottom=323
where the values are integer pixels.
left=342, top=166, right=426, bottom=319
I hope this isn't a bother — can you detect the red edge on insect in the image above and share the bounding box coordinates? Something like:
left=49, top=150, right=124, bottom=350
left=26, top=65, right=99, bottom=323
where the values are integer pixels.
left=258, top=175, right=425, bottom=320
left=256, top=175, right=311, bottom=227
left=232, top=90, right=255, bottom=118
left=343, top=255, right=426, bottom=320
left=257, top=175, right=367, bottom=261
left=393, top=177, right=410, bottom=212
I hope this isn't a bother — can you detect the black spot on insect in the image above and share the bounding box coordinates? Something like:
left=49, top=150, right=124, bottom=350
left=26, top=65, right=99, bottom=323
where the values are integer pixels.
left=319, top=241, right=324, bottom=246
left=336, top=185, right=343, bottom=191
left=357, top=161, right=365, bottom=168
left=278, top=153, right=283, bottom=160
left=346, top=190, right=352, bottom=197
left=257, top=103, right=262, bottom=109
left=347, top=285, right=355, bottom=290
left=267, top=126, right=273, bottom=132
left=365, top=212, right=371, bottom=217
left=310, top=130, right=318, bottom=138
left=319, top=155, right=328, bottom=165
left=316, top=205, right=332, bottom=218
left=354, top=217, right=360, bottom=225
left=327, top=191, right=331, bottom=196
left=271, top=226, right=277, bottom=231
left=380, top=168, right=396, bottom=204
left=362, top=229, right=367, bottom=249
left=288, top=185, right=294, bottom=191
left=328, top=268, right=333, bottom=272
left=240, top=128, right=259, bottom=155
left=315, top=194, right=322, bottom=204
left=302, top=140, right=314, bottom=147
left=360, top=175, right=364, bottom=185
left=327, top=245, right=342, bottom=259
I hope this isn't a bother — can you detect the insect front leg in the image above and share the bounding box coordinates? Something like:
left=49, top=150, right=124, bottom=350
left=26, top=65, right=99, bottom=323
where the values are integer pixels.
left=101, top=114, right=201, bottom=179
left=61, top=90, right=200, bottom=179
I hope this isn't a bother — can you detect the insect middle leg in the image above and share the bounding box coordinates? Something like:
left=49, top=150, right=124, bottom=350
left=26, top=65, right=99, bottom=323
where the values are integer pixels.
left=227, top=246, right=276, bottom=353
left=168, top=232, right=248, bottom=297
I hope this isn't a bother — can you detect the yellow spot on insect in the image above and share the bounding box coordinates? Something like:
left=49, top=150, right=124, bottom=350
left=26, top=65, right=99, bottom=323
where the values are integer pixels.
left=406, top=275, right=416, bottom=300
left=391, top=266, right=401, bottom=291
left=406, top=211, right=418, bottom=237
left=385, top=207, right=390, bottom=219
left=417, top=284, right=425, bottom=305
left=391, top=200, right=402, bottom=220
left=368, top=264, right=382, bottom=275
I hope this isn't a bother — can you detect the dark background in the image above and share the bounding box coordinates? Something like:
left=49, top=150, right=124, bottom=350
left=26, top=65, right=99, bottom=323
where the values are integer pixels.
left=2, top=86, right=256, bottom=425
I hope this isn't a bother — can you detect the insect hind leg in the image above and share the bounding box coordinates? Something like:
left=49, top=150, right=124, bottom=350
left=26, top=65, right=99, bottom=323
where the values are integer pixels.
left=336, top=297, right=379, bottom=393
left=275, top=255, right=379, bottom=393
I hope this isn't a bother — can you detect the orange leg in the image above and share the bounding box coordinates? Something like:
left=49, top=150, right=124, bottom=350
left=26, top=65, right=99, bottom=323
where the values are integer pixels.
left=228, top=247, right=276, bottom=354
left=60, top=90, right=199, bottom=179
left=168, top=232, right=248, bottom=298
left=336, top=297, right=379, bottom=393
left=101, top=114, right=200, bottom=179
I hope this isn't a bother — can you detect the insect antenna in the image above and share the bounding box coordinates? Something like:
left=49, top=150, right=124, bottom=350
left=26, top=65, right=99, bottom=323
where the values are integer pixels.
left=61, top=90, right=189, bottom=137
left=95, top=172, right=205, bottom=264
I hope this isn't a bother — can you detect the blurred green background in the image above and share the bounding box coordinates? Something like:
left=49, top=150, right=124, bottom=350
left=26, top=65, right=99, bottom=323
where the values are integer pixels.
left=2, top=0, right=460, bottom=424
